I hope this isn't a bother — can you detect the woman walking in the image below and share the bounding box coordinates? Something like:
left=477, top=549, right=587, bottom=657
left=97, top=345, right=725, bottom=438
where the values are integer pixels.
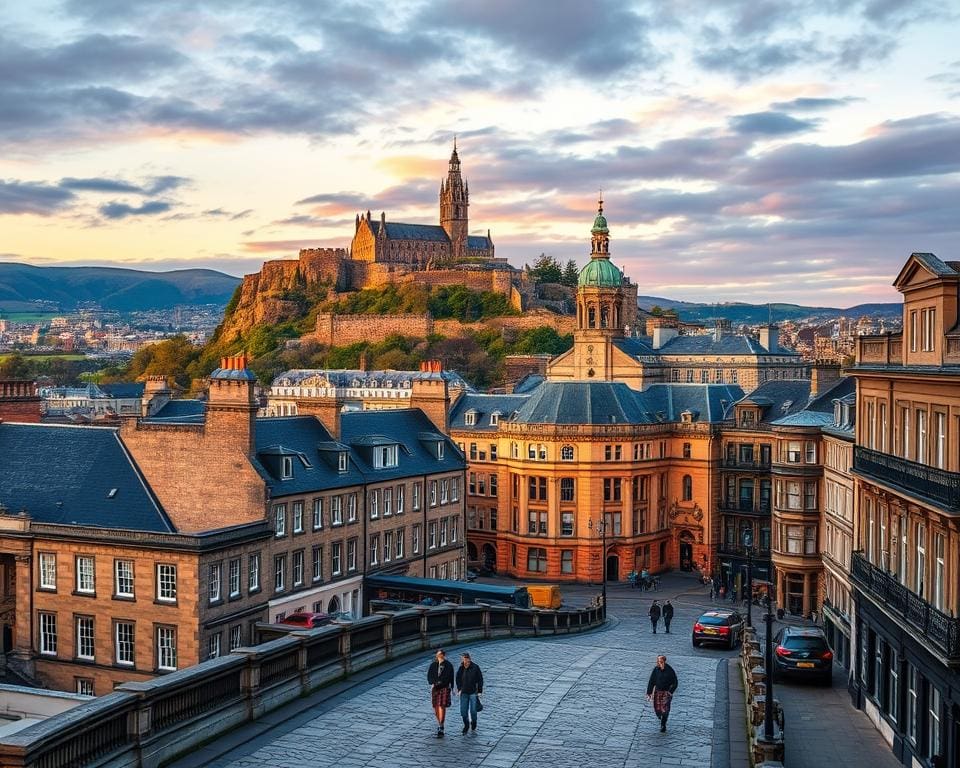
left=427, top=648, right=454, bottom=738
left=646, top=654, right=679, bottom=732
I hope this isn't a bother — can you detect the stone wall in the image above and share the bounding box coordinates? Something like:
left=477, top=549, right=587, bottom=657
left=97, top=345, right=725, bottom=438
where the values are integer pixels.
left=312, top=313, right=434, bottom=347
left=0, top=380, right=42, bottom=423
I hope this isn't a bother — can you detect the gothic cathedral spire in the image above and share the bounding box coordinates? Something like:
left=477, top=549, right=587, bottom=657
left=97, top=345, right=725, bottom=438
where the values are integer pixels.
left=440, top=140, right=469, bottom=261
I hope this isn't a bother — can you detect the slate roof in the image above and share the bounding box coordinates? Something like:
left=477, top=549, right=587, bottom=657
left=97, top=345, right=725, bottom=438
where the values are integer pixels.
left=467, top=235, right=492, bottom=249
left=369, top=221, right=450, bottom=242
left=339, top=409, right=465, bottom=481
left=642, top=384, right=745, bottom=423
left=909, top=252, right=958, bottom=277
left=615, top=333, right=799, bottom=357
left=512, top=381, right=652, bottom=425
left=0, top=423, right=173, bottom=532
left=99, top=382, right=145, bottom=399
left=449, top=392, right=530, bottom=431
left=727, top=379, right=813, bottom=424
left=145, top=399, right=206, bottom=423
left=272, top=368, right=472, bottom=391
left=511, top=374, right=545, bottom=394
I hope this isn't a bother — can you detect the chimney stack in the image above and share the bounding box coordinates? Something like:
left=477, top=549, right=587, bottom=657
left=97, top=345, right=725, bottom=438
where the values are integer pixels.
left=810, top=360, right=842, bottom=397
left=758, top=325, right=779, bottom=352
left=411, top=361, right=450, bottom=432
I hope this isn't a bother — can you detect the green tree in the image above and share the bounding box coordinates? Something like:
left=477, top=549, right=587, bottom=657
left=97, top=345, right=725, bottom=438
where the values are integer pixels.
left=561, top=259, right=579, bottom=287
left=0, top=353, right=31, bottom=379
left=528, top=253, right=563, bottom=284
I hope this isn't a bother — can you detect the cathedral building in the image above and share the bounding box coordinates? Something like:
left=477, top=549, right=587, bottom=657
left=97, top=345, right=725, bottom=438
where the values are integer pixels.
left=350, top=143, right=494, bottom=267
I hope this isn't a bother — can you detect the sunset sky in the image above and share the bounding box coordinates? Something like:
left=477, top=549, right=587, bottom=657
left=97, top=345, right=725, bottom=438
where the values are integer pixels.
left=2, top=0, right=959, bottom=305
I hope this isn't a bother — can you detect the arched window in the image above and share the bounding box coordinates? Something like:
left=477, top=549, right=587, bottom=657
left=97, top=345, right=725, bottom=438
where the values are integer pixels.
left=588, top=306, right=596, bottom=328
left=601, top=306, right=609, bottom=328
left=682, top=474, right=693, bottom=501
left=560, top=445, right=575, bottom=461
left=682, top=442, right=691, bottom=459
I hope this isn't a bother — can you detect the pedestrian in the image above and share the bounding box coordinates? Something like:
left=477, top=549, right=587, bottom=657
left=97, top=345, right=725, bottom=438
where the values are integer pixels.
left=709, top=578, right=715, bottom=601
left=649, top=600, right=661, bottom=633
left=662, top=600, right=674, bottom=633
left=646, top=654, right=679, bottom=732
left=719, top=585, right=726, bottom=600
left=427, top=648, right=454, bottom=738
left=455, top=652, right=484, bottom=733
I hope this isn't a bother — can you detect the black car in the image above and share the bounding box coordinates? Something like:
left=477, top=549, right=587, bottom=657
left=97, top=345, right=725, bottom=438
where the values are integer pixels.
left=692, top=609, right=744, bottom=649
left=772, top=626, right=833, bottom=684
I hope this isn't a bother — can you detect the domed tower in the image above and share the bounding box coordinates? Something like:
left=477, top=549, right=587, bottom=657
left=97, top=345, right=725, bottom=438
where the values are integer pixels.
left=440, top=139, right=469, bottom=262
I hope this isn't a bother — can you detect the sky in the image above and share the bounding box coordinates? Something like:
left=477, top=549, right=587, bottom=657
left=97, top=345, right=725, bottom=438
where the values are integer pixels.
left=1, top=0, right=959, bottom=306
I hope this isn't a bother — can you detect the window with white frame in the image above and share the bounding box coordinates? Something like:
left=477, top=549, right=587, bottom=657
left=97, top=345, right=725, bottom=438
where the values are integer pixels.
left=313, top=497, right=323, bottom=529
left=934, top=532, right=945, bottom=610
left=347, top=538, right=357, bottom=571
left=465, top=410, right=476, bottom=426
left=451, top=477, right=459, bottom=501
left=248, top=553, right=260, bottom=592
left=75, top=556, right=95, bottom=594
left=228, top=558, right=240, bottom=597
left=348, top=493, right=357, bottom=522
left=397, top=485, right=405, bottom=514
left=39, top=612, right=57, bottom=656
left=383, top=487, right=393, bottom=517
left=332, top=542, right=342, bottom=575
left=413, top=483, right=421, bottom=510
left=208, top=633, right=221, bottom=660
left=430, top=481, right=438, bottom=506
left=77, top=679, right=94, bottom=696
left=274, top=555, right=286, bottom=592
left=374, top=444, right=399, bottom=469
left=428, top=521, right=437, bottom=549
left=274, top=504, right=286, bottom=537
left=156, top=564, right=177, bottom=602
left=293, top=550, right=304, bottom=586
left=229, top=625, right=242, bottom=651
left=157, top=626, right=177, bottom=671
left=331, top=495, right=343, bottom=525
left=370, top=489, right=379, bottom=519
left=115, top=621, right=135, bottom=665
left=281, top=456, right=293, bottom=479
left=208, top=563, right=222, bottom=603
left=76, top=616, right=94, bottom=660
left=293, top=501, right=304, bottom=533
left=370, top=534, right=380, bottom=566
left=935, top=412, right=946, bottom=469
left=413, top=524, right=421, bottom=554
left=907, top=664, right=918, bottom=743
left=312, top=546, right=322, bottom=582
left=437, top=442, right=444, bottom=459
left=384, top=531, right=393, bottom=562
left=396, top=528, right=404, bottom=559
left=916, top=522, right=926, bottom=597
left=39, top=553, right=56, bottom=590
left=115, top=559, right=134, bottom=598
left=338, top=451, right=349, bottom=472
left=929, top=684, right=942, bottom=758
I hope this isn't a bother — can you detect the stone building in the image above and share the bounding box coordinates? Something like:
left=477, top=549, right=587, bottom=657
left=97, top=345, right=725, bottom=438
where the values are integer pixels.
left=0, top=380, right=41, bottom=423
left=849, top=252, right=960, bottom=767
left=351, top=143, right=494, bottom=267
left=0, top=356, right=464, bottom=695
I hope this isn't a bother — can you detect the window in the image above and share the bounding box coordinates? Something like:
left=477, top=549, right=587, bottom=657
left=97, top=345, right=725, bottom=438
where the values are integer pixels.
left=413, top=524, right=422, bottom=554
left=451, top=477, right=459, bottom=501
left=528, top=510, right=548, bottom=535
left=115, top=560, right=134, bottom=598
left=922, top=307, right=936, bottom=352
left=430, top=480, right=438, bottom=506
left=338, top=451, right=349, bottom=472
left=935, top=412, right=946, bottom=469
left=682, top=442, right=691, bottom=458
left=39, top=553, right=56, bottom=590
left=888, top=648, right=898, bottom=722
left=561, top=445, right=574, bottom=461
left=559, top=477, right=576, bottom=502
left=274, top=504, right=286, bottom=537
left=907, top=664, right=918, bottom=744
left=312, top=546, right=323, bottom=582
left=75, top=556, right=95, bottom=594
left=916, top=523, right=926, bottom=597
left=332, top=542, right=342, bottom=575
left=786, top=442, right=802, bottom=462
left=437, top=442, right=444, bottom=459
left=490, top=474, right=498, bottom=497
left=934, top=532, right=945, bottom=610
left=76, top=616, right=94, bottom=660
left=312, top=497, right=323, bottom=529
left=274, top=554, right=286, bottom=593
left=347, top=538, right=357, bottom=571
left=329, top=495, right=343, bottom=526
left=370, top=534, right=380, bottom=566
left=397, top=485, right=405, bottom=514
left=804, top=526, right=817, bottom=554
left=248, top=554, right=261, bottom=592
left=561, top=550, right=574, bottom=573
left=384, top=531, right=393, bottom=562
left=230, top=625, right=243, bottom=651
left=293, top=501, right=304, bottom=533
left=603, top=478, right=622, bottom=502
left=440, top=518, right=448, bottom=546
left=115, top=621, right=135, bottom=666
left=681, top=475, right=692, bottom=501
left=412, top=483, right=421, bottom=510
left=561, top=511, right=574, bottom=536
left=490, top=413, right=500, bottom=426
left=156, top=564, right=177, bottom=602
left=440, top=479, right=449, bottom=504
left=527, top=547, right=547, bottom=573
left=396, top=529, right=404, bottom=558
left=76, top=678, right=94, bottom=696
left=910, top=309, right=918, bottom=352
left=370, top=489, right=379, bottom=519
left=157, top=626, right=177, bottom=671
left=208, top=633, right=221, bottom=660
left=281, top=456, right=293, bottom=479
left=490, top=443, right=498, bottom=460
left=374, top=444, right=399, bottom=469
left=786, top=525, right=803, bottom=554
left=805, top=441, right=816, bottom=464
left=209, top=563, right=222, bottom=603
left=929, top=684, right=942, bottom=759
left=804, top=481, right=817, bottom=510
left=429, top=521, right=438, bottom=549
left=39, top=612, right=57, bottom=655
left=528, top=476, right=547, bottom=501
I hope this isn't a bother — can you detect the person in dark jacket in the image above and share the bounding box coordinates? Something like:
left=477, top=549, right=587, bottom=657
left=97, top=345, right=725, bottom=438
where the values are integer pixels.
left=427, top=648, right=454, bottom=738
left=646, top=654, right=679, bottom=732
left=649, top=600, right=662, bottom=633
left=455, top=652, right=484, bottom=733
left=662, top=600, right=674, bottom=633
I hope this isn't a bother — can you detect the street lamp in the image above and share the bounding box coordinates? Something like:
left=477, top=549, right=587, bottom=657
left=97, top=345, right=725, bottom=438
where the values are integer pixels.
left=588, top=516, right=607, bottom=616
left=742, top=529, right=754, bottom=628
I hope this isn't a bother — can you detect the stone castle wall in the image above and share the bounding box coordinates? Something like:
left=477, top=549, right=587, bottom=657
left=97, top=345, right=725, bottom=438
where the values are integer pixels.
left=313, top=313, right=434, bottom=347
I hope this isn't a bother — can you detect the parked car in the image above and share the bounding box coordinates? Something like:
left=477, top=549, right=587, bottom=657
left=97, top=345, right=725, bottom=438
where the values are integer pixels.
left=279, top=611, right=333, bottom=629
left=692, top=609, right=744, bottom=649
left=772, top=626, right=833, bottom=684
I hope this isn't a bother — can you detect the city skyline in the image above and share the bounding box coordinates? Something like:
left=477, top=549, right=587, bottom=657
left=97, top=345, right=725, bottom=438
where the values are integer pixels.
left=2, top=1, right=959, bottom=304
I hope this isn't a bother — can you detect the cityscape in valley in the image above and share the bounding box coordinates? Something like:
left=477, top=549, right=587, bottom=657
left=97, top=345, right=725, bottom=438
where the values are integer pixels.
left=1, top=2, right=959, bottom=767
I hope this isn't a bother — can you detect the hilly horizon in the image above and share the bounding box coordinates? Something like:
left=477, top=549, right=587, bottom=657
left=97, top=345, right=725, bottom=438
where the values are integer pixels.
left=636, top=295, right=902, bottom=324
left=0, top=262, right=240, bottom=313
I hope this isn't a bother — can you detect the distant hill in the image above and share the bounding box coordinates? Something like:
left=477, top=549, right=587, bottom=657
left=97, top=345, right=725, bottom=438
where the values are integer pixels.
left=636, top=296, right=901, bottom=324
left=0, top=263, right=240, bottom=312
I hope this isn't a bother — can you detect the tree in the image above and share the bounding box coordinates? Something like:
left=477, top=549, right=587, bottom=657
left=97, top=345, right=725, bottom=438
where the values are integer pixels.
left=0, top=353, right=31, bottom=379
left=528, top=253, right=563, bottom=284
left=562, top=260, right=579, bottom=287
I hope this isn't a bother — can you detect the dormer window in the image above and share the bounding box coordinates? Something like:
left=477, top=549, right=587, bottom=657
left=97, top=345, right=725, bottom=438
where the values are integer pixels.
left=281, top=456, right=293, bottom=480
left=464, top=410, right=477, bottom=427
left=490, top=411, right=501, bottom=426
left=374, top=444, right=399, bottom=469
left=338, top=452, right=349, bottom=472
left=437, top=442, right=444, bottom=460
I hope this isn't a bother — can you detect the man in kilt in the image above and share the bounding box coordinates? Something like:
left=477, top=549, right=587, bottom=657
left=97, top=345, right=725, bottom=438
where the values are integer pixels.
left=427, top=648, right=454, bottom=738
left=645, top=654, right=679, bottom=732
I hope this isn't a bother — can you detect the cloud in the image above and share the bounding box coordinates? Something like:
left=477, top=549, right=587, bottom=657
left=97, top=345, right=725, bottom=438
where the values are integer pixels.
left=730, top=111, right=818, bottom=135
left=59, top=174, right=190, bottom=195
left=99, top=200, right=172, bottom=219
left=770, top=97, right=860, bottom=111
left=202, top=208, right=253, bottom=220
left=0, top=180, right=75, bottom=215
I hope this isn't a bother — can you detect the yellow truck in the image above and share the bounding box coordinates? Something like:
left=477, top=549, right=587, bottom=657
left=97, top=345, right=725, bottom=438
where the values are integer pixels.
left=525, top=584, right=562, bottom=609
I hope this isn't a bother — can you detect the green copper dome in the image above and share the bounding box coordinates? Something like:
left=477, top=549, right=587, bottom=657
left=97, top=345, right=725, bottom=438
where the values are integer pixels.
left=591, top=211, right=608, bottom=233
left=578, top=257, right=622, bottom=288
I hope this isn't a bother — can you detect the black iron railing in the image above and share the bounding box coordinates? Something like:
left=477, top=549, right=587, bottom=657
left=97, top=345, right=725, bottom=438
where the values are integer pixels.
left=718, top=500, right=772, bottom=515
left=718, top=544, right=771, bottom=559
left=720, top=458, right=772, bottom=471
left=854, top=446, right=960, bottom=511
left=851, top=551, right=960, bottom=660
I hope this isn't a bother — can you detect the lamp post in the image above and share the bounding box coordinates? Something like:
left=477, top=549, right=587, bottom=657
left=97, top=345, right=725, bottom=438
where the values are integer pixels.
left=589, top=516, right=607, bottom=616
left=742, top=529, right=754, bottom=628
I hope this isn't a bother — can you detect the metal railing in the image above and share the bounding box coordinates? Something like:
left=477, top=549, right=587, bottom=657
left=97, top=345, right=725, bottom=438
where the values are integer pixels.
left=0, top=603, right=605, bottom=768
left=718, top=500, right=772, bottom=515
left=720, top=458, right=772, bottom=471
left=854, top=446, right=960, bottom=511
left=851, top=551, right=960, bottom=660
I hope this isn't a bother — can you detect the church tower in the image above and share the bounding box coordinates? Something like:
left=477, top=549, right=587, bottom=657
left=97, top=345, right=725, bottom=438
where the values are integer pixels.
left=440, top=139, right=469, bottom=262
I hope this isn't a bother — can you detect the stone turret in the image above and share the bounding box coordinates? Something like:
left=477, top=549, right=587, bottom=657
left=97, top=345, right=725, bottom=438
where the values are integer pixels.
left=440, top=140, right=469, bottom=261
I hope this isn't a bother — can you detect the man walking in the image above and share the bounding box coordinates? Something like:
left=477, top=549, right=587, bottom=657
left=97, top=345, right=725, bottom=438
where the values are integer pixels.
left=649, top=600, right=662, bottom=633
left=662, top=600, right=674, bottom=633
left=455, top=652, right=484, bottom=733
left=427, top=648, right=454, bottom=738
left=646, top=654, right=679, bottom=732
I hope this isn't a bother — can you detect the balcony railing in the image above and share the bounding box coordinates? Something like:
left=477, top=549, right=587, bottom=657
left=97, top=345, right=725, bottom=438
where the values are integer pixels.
left=851, top=551, right=960, bottom=660
left=856, top=333, right=902, bottom=365
left=717, top=544, right=771, bottom=559
left=720, top=458, right=772, bottom=471
left=718, top=500, right=771, bottom=515
left=854, top=446, right=960, bottom=512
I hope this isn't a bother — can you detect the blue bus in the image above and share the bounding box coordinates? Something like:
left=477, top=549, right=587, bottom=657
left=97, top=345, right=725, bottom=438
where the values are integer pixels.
left=364, top=573, right=531, bottom=611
